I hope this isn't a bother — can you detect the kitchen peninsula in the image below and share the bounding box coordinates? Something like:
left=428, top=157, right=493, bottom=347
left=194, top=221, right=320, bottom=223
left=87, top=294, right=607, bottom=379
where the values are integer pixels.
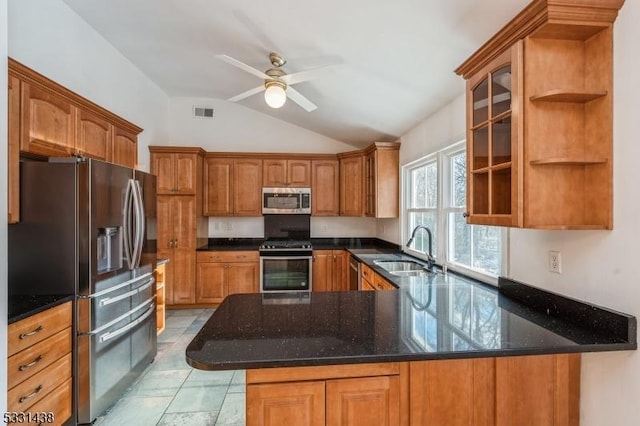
left=187, top=251, right=636, bottom=426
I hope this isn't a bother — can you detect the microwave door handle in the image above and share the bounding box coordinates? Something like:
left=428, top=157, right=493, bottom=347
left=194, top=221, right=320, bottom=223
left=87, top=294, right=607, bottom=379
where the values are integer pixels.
left=123, top=179, right=134, bottom=269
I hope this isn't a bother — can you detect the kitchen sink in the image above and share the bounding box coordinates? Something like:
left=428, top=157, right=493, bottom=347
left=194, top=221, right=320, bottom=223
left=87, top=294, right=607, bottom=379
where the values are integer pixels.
left=373, top=260, right=433, bottom=277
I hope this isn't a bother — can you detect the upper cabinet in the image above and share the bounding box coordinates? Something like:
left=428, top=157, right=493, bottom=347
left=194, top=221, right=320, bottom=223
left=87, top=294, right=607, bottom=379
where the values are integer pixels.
left=456, top=0, right=624, bottom=230
left=8, top=75, right=20, bottom=224
left=263, top=159, right=311, bottom=187
left=339, top=153, right=364, bottom=217
left=203, top=156, right=263, bottom=216
left=312, top=159, right=340, bottom=216
left=20, top=80, right=76, bottom=157
left=364, top=142, right=400, bottom=218
left=76, top=109, right=112, bottom=162
left=151, top=148, right=203, bottom=195
left=8, top=59, right=143, bottom=224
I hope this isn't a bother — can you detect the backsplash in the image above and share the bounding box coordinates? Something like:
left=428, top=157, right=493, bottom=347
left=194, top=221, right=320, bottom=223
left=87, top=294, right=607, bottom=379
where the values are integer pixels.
left=207, top=217, right=377, bottom=238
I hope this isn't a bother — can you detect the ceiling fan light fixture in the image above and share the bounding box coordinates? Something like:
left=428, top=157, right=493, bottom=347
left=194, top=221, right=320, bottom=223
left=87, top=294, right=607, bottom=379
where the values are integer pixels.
left=264, top=81, right=287, bottom=108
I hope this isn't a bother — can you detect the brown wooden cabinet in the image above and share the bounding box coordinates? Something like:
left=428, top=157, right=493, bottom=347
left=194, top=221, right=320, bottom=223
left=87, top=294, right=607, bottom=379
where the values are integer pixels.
left=456, top=0, right=623, bottom=229
left=247, top=363, right=401, bottom=426
left=263, top=159, right=311, bottom=187
left=338, top=153, right=364, bottom=217
left=8, top=59, right=143, bottom=224
left=409, top=354, right=580, bottom=426
left=76, top=108, right=112, bottom=162
left=196, top=251, right=259, bottom=304
left=247, top=354, right=580, bottom=426
left=203, top=157, right=262, bottom=216
left=8, top=74, right=20, bottom=224
left=234, top=159, right=263, bottom=216
left=155, top=261, right=167, bottom=334
left=151, top=147, right=206, bottom=305
left=152, top=150, right=201, bottom=195
left=360, top=264, right=396, bottom=291
left=364, top=142, right=400, bottom=218
left=10, top=59, right=141, bottom=167
left=311, top=160, right=340, bottom=216
left=312, top=250, right=348, bottom=292
left=111, top=126, right=137, bottom=168
left=7, top=302, right=72, bottom=425
left=20, top=80, right=76, bottom=157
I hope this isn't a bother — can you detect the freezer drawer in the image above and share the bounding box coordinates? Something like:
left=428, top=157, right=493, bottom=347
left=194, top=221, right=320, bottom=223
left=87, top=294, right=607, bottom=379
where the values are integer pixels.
left=77, top=301, right=156, bottom=424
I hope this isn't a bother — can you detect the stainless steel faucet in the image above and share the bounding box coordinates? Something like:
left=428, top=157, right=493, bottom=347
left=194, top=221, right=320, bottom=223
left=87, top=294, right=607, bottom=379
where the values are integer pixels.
left=406, top=225, right=435, bottom=270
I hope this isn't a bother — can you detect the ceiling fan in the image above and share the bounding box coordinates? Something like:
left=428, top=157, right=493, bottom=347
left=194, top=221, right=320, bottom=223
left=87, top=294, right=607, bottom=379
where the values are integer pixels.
left=217, top=52, right=333, bottom=112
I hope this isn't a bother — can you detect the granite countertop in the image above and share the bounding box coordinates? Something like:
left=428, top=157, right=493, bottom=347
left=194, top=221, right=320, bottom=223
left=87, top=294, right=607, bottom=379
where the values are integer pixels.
left=186, top=263, right=637, bottom=370
left=8, top=294, right=74, bottom=324
left=196, top=237, right=401, bottom=251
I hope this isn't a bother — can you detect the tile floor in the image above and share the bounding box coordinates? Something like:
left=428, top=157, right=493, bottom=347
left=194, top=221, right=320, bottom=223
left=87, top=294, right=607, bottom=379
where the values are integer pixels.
left=95, top=308, right=246, bottom=426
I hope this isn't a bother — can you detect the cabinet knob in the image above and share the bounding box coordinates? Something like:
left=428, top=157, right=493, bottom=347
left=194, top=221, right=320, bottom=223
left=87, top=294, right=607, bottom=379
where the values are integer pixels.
left=462, top=212, right=469, bottom=218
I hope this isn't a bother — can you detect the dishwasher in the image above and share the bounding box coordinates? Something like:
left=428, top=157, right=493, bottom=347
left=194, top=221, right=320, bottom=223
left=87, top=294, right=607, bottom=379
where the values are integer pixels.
left=349, top=256, right=361, bottom=291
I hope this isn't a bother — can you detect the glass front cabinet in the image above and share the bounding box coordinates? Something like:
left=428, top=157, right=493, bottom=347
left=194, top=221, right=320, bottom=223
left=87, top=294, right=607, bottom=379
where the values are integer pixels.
left=465, top=42, right=523, bottom=227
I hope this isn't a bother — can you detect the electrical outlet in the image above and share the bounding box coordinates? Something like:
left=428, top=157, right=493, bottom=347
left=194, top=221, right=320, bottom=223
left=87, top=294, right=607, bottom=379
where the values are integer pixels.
left=549, top=250, right=561, bottom=273
left=225, top=222, right=233, bottom=231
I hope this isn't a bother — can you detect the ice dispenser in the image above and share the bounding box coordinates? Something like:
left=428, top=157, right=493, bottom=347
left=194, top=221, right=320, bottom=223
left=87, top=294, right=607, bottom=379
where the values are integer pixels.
left=97, top=226, right=122, bottom=274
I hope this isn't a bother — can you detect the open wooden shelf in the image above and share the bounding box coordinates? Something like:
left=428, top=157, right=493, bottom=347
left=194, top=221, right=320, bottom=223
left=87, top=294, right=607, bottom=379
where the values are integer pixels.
left=530, top=90, right=607, bottom=103
left=529, top=158, right=608, bottom=166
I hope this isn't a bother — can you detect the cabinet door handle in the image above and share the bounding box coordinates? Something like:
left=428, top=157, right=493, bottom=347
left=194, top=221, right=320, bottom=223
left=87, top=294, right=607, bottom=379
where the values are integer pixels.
left=19, top=385, right=43, bottom=403
left=463, top=212, right=469, bottom=218
left=174, top=239, right=178, bottom=248
left=19, top=355, right=44, bottom=371
left=19, top=326, right=43, bottom=340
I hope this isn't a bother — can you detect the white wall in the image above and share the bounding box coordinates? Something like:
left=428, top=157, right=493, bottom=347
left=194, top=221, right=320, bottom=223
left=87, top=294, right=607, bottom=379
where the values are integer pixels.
left=394, top=2, right=640, bottom=424
left=7, top=0, right=170, bottom=169
left=0, top=0, right=9, bottom=414
left=168, top=97, right=356, bottom=153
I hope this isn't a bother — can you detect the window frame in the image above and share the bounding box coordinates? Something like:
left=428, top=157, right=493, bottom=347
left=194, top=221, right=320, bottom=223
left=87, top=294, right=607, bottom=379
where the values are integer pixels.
left=402, top=140, right=509, bottom=285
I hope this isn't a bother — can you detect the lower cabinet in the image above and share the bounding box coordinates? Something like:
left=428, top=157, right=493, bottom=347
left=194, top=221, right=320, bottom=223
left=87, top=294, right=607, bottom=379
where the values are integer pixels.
left=196, top=251, right=259, bottom=304
left=247, top=363, right=401, bottom=426
left=246, top=354, right=580, bottom=426
left=7, top=301, right=73, bottom=425
left=360, top=263, right=396, bottom=291
left=312, top=250, right=349, bottom=292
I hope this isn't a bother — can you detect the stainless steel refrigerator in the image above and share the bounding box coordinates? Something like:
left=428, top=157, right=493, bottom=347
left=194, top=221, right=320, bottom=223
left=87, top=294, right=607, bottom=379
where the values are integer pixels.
left=9, top=157, right=158, bottom=425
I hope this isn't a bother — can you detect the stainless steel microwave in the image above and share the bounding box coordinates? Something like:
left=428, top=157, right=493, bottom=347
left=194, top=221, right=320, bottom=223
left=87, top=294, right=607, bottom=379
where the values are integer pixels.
left=262, top=187, right=311, bottom=214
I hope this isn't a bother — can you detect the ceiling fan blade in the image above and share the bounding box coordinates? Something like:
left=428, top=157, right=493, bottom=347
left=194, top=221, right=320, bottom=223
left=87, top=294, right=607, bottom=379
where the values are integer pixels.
left=286, top=87, right=317, bottom=112
left=281, top=65, right=339, bottom=85
left=228, top=85, right=265, bottom=102
left=216, top=54, right=270, bottom=80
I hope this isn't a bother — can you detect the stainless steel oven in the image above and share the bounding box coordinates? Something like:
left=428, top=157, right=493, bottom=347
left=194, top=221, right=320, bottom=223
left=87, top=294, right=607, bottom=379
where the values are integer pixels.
left=260, top=214, right=312, bottom=292
left=260, top=249, right=313, bottom=293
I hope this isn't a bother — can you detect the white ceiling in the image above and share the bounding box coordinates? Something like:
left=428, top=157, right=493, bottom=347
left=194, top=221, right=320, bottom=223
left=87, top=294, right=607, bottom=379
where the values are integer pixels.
left=62, top=0, right=529, bottom=148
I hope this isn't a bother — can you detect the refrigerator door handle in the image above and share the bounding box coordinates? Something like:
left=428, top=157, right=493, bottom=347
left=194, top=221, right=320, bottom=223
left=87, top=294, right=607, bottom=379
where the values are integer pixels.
left=98, top=303, right=155, bottom=343
left=132, top=180, right=145, bottom=269
left=123, top=179, right=135, bottom=269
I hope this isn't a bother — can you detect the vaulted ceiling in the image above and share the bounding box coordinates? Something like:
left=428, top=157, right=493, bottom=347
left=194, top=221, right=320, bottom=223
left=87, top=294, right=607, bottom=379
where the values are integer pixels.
left=62, top=0, right=529, bottom=147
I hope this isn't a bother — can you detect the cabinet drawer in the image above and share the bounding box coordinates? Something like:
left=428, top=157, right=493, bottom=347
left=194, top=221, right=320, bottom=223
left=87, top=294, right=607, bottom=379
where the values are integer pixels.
left=8, top=302, right=72, bottom=357
left=361, top=264, right=374, bottom=283
left=197, top=250, right=259, bottom=263
left=8, top=352, right=71, bottom=412
left=374, top=274, right=397, bottom=291
left=21, top=377, right=72, bottom=426
left=8, top=328, right=71, bottom=389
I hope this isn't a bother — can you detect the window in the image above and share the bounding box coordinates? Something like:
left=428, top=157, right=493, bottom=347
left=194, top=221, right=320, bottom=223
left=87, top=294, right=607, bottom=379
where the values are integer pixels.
left=403, top=141, right=506, bottom=283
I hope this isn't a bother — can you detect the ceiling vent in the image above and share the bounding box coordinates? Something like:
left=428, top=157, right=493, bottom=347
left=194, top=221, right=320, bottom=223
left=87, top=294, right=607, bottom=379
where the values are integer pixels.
left=193, top=106, right=214, bottom=119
